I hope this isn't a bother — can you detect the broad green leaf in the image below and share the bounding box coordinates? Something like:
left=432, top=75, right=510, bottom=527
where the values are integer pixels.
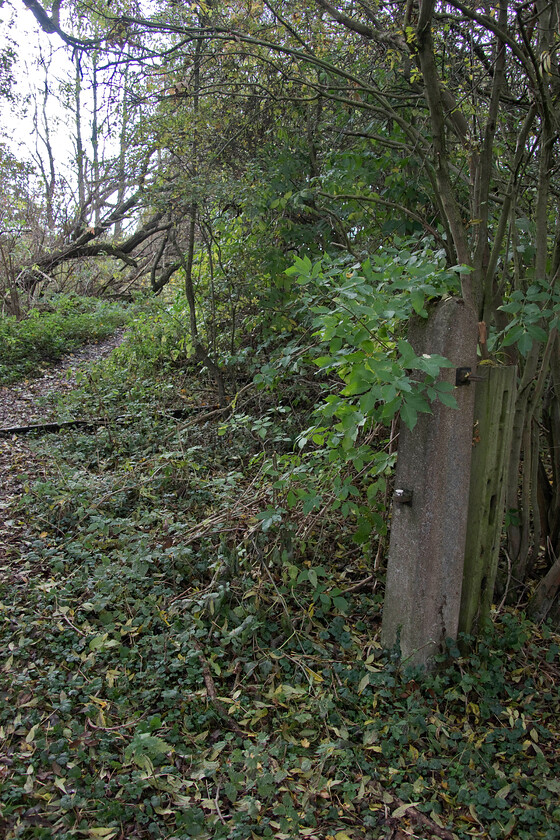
left=517, top=331, right=533, bottom=356
left=400, top=400, right=418, bottom=429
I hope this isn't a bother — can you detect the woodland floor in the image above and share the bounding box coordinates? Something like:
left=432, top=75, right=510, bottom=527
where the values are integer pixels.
left=0, top=330, right=126, bottom=565
left=0, top=329, right=126, bottom=429
left=0, top=325, right=559, bottom=840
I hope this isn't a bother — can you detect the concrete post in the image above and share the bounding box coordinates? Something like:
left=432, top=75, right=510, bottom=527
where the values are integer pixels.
left=381, top=298, right=478, bottom=667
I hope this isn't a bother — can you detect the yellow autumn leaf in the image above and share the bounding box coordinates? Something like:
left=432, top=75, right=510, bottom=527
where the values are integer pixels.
left=88, top=696, right=108, bottom=708
left=303, top=665, right=323, bottom=682
left=392, top=801, right=420, bottom=819
left=25, top=723, right=39, bottom=743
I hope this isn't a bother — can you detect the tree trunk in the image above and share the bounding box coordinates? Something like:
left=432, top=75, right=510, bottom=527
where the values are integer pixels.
left=527, top=551, right=560, bottom=624
left=91, top=57, right=101, bottom=228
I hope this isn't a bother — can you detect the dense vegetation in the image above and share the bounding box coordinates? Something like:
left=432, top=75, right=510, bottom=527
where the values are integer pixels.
left=1, top=298, right=559, bottom=839
left=1, top=0, right=560, bottom=836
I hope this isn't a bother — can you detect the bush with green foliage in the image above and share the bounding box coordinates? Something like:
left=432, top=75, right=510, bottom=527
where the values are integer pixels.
left=246, top=240, right=463, bottom=552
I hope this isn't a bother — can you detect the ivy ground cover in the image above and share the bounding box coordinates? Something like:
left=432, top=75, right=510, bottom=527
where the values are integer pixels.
left=0, top=327, right=559, bottom=840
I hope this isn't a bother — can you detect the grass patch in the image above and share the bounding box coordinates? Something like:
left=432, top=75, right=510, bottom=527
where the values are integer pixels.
left=0, top=294, right=130, bottom=385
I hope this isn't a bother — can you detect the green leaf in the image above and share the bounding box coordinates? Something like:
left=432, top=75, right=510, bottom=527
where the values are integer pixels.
left=332, top=596, right=349, bottom=613
left=411, top=290, right=427, bottom=316
left=400, top=400, right=418, bottom=430
left=397, top=339, right=416, bottom=368
left=517, top=331, right=533, bottom=356
left=501, top=323, right=524, bottom=347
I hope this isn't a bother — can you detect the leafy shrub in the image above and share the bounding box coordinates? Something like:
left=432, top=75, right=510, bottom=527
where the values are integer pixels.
left=243, top=240, right=462, bottom=554
left=108, top=292, right=193, bottom=376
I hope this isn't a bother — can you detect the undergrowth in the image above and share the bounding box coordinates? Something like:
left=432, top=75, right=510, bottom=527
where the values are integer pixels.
left=0, top=294, right=130, bottom=385
left=0, top=304, right=559, bottom=840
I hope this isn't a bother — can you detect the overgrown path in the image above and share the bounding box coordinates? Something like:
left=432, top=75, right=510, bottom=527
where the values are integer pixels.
left=0, top=329, right=126, bottom=429
left=0, top=330, right=126, bottom=562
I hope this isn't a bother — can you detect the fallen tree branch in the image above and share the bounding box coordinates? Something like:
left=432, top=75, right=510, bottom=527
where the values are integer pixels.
left=165, top=382, right=256, bottom=442
left=368, top=784, right=457, bottom=840
left=341, top=574, right=375, bottom=594
left=0, top=405, right=225, bottom=437
left=0, top=418, right=108, bottom=437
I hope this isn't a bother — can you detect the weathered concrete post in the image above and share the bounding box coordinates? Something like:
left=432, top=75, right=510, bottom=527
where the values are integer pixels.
left=381, top=298, right=478, bottom=667
left=459, top=365, right=517, bottom=637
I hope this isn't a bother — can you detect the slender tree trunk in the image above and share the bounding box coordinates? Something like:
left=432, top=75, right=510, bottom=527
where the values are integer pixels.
left=460, top=366, right=517, bottom=637
left=177, top=35, right=226, bottom=405
left=74, top=56, right=86, bottom=224
left=33, top=48, right=57, bottom=237
left=91, top=57, right=101, bottom=227
left=113, top=66, right=130, bottom=242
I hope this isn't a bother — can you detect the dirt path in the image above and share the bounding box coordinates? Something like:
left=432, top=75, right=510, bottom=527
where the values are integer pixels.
left=0, top=330, right=126, bottom=562
left=0, top=328, right=126, bottom=429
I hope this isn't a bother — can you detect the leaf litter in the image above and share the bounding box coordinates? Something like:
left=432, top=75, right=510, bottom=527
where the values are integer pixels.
left=0, top=330, right=559, bottom=840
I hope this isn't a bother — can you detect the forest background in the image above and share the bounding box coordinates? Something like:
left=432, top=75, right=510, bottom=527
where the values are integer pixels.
left=0, top=1, right=559, bottom=838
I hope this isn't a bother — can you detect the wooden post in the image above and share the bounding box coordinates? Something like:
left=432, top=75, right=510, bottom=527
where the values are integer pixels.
left=459, top=365, right=517, bottom=636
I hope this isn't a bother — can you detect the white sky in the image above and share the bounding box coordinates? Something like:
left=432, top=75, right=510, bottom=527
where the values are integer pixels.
left=0, top=1, right=80, bottom=171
